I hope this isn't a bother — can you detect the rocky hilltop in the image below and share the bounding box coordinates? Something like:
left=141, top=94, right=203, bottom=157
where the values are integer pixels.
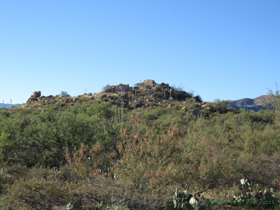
left=10, top=79, right=272, bottom=115
left=15, top=79, right=219, bottom=118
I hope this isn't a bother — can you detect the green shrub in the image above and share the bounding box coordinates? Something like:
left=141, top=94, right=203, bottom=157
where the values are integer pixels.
left=88, top=92, right=92, bottom=96
left=60, top=91, right=70, bottom=97
left=156, top=86, right=162, bottom=91
left=55, top=96, right=62, bottom=100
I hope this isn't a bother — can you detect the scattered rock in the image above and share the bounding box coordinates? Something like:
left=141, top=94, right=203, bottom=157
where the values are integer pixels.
left=64, top=99, right=70, bottom=103
left=182, top=106, right=187, bottom=110
left=202, top=101, right=206, bottom=105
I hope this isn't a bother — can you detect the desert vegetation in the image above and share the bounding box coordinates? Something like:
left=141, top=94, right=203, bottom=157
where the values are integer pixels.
left=0, top=85, right=279, bottom=210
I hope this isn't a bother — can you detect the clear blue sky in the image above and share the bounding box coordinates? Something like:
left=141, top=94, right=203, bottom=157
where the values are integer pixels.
left=1, top=0, right=280, bottom=104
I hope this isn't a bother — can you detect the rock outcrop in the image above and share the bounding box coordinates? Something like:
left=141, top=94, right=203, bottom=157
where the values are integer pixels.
left=27, top=91, right=41, bottom=102
left=105, top=84, right=131, bottom=93
left=143, top=79, right=156, bottom=87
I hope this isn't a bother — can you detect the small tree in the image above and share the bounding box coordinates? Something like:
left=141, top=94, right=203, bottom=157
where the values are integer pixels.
left=262, top=82, right=280, bottom=125
left=102, top=84, right=110, bottom=91
left=60, top=91, right=70, bottom=97
left=134, top=82, right=144, bottom=87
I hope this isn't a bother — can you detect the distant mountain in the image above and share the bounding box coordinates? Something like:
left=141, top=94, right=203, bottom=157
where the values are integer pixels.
left=225, top=95, right=273, bottom=112
left=0, top=103, right=21, bottom=109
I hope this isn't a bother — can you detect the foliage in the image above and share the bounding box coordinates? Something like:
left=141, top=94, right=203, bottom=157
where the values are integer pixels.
left=0, top=85, right=280, bottom=209
left=60, top=91, right=70, bottom=97
left=134, top=82, right=144, bottom=87
left=102, top=84, right=111, bottom=91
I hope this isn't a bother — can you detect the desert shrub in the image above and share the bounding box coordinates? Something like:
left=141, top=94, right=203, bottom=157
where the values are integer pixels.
left=60, top=91, right=70, bottom=97
left=55, top=96, right=62, bottom=101
left=199, top=109, right=210, bottom=119
left=0, top=109, right=10, bottom=120
left=113, top=115, right=239, bottom=209
left=88, top=92, right=92, bottom=96
left=139, top=107, right=167, bottom=121
left=155, top=86, right=162, bottom=91
left=86, top=102, right=112, bottom=119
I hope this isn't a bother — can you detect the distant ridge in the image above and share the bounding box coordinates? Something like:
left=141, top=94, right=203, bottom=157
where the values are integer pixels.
left=0, top=104, right=21, bottom=109
left=225, top=95, right=273, bottom=112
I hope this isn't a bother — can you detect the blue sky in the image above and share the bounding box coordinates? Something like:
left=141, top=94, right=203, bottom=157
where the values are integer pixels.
left=1, top=0, right=280, bottom=104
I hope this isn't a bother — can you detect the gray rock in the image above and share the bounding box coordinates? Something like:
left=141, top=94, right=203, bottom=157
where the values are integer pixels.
left=105, top=84, right=130, bottom=93
left=73, top=97, right=79, bottom=103
left=143, top=79, right=156, bottom=87
left=187, top=109, right=200, bottom=118
left=33, top=91, right=41, bottom=98
left=201, top=104, right=208, bottom=108
left=167, top=104, right=175, bottom=108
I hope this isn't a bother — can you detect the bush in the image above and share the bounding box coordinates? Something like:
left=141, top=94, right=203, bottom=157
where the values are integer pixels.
left=60, top=91, right=70, bottom=97
left=55, top=96, right=62, bottom=101
left=88, top=92, right=92, bottom=96
left=155, top=86, right=162, bottom=91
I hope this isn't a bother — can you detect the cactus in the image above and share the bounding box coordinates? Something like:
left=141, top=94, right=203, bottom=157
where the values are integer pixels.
left=159, top=189, right=212, bottom=210
left=229, top=178, right=280, bottom=208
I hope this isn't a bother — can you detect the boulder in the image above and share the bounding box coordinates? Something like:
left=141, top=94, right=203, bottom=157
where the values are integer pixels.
left=160, top=83, right=170, bottom=89
left=26, top=91, right=42, bottom=103
left=202, top=101, right=207, bottom=105
left=182, top=106, right=187, bottom=110
left=33, top=91, right=41, bottom=98
left=167, top=104, right=175, bottom=108
left=186, top=109, right=200, bottom=118
left=143, top=79, right=156, bottom=87
left=201, top=104, right=208, bottom=108
left=105, top=84, right=130, bottom=93
left=73, top=97, right=79, bottom=103
left=64, top=99, right=70, bottom=103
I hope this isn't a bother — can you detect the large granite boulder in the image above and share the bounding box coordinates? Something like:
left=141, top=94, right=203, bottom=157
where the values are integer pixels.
left=143, top=79, right=156, bottom=87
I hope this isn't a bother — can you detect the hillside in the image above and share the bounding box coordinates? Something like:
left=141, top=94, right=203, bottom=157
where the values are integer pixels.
left=225, top=95, right=272, bottom=112
left=1, top=79, right=280, bottom=210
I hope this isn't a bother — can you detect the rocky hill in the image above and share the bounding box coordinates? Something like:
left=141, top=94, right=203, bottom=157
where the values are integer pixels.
left=6, top=79, right=273, bottom=115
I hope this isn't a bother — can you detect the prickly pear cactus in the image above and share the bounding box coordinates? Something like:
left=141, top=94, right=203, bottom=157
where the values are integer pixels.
left=158, top=188, right=212, bottom=210
left=230, top=178, right=279, bottom=208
